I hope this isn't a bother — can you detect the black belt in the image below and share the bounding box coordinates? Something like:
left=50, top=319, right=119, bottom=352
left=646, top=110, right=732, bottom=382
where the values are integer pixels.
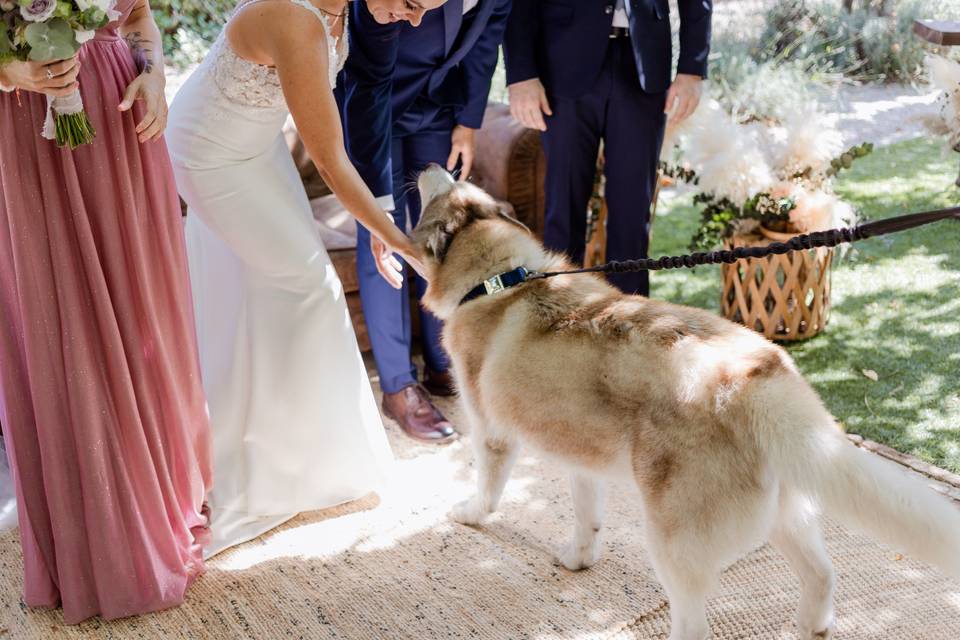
left=610, top=26, right=630, bottom=39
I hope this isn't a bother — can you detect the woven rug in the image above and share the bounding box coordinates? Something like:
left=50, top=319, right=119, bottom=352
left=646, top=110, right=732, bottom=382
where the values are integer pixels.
left=2, top=393, right=959, bottom=639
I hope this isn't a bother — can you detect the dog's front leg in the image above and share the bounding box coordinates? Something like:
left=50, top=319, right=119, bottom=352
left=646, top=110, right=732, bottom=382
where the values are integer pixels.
left=450, top=433, right=518, bottom=526
left=557, top=474, right=606, bottom=571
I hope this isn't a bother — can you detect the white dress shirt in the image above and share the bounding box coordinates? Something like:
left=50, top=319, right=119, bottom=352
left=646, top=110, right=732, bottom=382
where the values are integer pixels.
left=613, top=0, right=631, bottom=28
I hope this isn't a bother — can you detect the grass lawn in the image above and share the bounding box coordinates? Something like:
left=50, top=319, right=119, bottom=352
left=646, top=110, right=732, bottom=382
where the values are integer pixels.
left=649, top=137, right=960, bottom=473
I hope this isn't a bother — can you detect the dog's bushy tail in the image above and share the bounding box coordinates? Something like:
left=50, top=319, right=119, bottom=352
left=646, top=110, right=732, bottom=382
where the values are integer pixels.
left=758, top=379, right=960, bottom=578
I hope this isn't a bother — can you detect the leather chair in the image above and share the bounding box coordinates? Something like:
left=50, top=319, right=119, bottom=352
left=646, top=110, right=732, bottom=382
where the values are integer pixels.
left=286, top=102, right=545, bottom=351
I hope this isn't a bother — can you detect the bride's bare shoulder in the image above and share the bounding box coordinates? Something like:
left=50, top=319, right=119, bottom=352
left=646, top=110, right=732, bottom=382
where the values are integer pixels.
left=227, top=0, right=330, bottom=66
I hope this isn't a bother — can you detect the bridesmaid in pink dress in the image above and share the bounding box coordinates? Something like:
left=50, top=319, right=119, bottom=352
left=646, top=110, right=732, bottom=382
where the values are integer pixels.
left=0, top=0, right=213, bottom=624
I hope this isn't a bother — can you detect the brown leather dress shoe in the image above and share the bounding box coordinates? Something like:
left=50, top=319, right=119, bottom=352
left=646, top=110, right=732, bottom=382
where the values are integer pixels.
left=422, top=368, right=457, bottom=397
left=382, top=384, right=458, bottom=444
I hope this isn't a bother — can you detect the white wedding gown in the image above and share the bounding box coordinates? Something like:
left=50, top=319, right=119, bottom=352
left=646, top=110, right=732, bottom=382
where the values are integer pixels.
left=166, top=0, right=392, bottom=558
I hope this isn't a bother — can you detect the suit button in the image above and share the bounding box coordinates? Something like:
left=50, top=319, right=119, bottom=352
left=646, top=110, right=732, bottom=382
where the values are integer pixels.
left=605, top=4, right=614, bottom=14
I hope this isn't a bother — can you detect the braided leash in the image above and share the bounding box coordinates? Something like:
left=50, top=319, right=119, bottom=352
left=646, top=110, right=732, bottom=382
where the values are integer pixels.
left=526, top=206, right=960, bottom=281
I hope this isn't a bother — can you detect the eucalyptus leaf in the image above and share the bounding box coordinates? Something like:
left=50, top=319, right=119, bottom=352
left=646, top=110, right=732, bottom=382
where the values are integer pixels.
left=79, top=7, right=107, bottom=29
left=0, top=25, right=10, bottom=57
left=25, top=19, right=78, bottom=61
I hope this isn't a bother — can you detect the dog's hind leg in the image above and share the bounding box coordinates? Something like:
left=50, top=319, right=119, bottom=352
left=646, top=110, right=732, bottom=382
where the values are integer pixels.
left=450, top=433, right=518, bottom=526
left=644, top=529, right=714, bottom=640
left=769, top=490, right=835, bottom=639
left=557, top=474, right=606, bottom=571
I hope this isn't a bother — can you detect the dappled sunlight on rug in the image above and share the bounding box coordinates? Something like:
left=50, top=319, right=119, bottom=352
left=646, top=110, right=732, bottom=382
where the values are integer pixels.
left=1, top=391, right=959, bottom=638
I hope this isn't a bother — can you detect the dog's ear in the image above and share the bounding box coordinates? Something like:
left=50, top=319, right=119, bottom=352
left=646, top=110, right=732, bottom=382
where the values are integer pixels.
left=419, top=203, right=473, bottom=263
left=423, top=219, right=457, bottom=263
left=497, top=206, right=531, bottom=234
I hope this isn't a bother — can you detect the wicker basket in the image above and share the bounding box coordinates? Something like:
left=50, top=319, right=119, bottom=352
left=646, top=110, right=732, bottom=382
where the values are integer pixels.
left=720, top=226, right=834, bottom=341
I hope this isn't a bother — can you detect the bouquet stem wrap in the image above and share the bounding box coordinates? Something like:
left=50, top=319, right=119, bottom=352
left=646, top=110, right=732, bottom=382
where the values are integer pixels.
left=42, top=87, right=95, bottom=149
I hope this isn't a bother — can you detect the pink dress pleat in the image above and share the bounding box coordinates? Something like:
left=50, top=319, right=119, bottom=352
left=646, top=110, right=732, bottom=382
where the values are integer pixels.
left=0, top=1, right=213, bottom=624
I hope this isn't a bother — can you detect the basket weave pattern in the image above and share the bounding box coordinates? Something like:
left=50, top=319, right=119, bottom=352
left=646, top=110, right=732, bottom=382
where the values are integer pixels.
left=721, top=227, right=834, bottom=341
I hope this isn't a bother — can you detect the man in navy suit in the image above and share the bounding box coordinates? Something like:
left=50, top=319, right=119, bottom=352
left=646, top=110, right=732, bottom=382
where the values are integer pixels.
left=505, top=0, right=712, bottom=295
left=341, top=0, right=510, bottom=444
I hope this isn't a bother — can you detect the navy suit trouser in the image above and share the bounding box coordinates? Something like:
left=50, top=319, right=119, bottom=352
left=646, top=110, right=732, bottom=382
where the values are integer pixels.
left=355, top=124, right=452, bottom=394
left=541, top=37, right=667, bottom=295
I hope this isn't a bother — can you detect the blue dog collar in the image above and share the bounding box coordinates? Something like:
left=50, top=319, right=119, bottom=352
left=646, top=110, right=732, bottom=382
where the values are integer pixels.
left=459, top=267, right=530, bottom=306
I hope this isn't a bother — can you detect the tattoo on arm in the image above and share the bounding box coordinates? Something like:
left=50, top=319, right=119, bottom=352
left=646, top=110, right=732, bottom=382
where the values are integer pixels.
left=124, top=31, right=155, bottom=74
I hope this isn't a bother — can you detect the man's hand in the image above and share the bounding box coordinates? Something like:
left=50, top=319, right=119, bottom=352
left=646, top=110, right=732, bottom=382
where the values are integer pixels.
left=508, top=77, right=552, bottom=132
left=664, top=73, right=703, bottom=125
left=447, top=125, right=476, bottom=182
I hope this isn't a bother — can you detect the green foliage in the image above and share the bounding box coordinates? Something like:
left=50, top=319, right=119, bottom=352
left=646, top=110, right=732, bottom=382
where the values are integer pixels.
left=0, top=24, right=11, bottom=57
left=825, top=141, right=875, bottom=178
left=152, top=0, right=233, bottom=66
left=25, top=18, right=78, bottom=61
left=750, top=0, right=960, bottom=83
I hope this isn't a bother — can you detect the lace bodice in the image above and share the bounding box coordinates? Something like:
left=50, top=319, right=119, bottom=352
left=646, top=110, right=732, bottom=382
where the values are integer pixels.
left=203, top=0, right=348, bottom=114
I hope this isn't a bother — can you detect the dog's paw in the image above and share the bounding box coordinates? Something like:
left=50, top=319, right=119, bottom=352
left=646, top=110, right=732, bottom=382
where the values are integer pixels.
left=556, top=540, right=601, bottom=571
left=450, top=498, right=486, bottom=526
left=800, top=621, right=835, bottom=640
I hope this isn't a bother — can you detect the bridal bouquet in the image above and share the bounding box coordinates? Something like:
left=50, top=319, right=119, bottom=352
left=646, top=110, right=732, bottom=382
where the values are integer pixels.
left=0, top=0, right=118, bottom=147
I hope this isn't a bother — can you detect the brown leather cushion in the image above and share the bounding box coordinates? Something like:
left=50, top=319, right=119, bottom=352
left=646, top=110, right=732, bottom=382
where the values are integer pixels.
left=284, top=117, right=333, bottom=200
left=284, top=106, right=545, bottom=235
left=471, top=103, right=545, bottom=235
left=312, top=194, right=357, bottom=252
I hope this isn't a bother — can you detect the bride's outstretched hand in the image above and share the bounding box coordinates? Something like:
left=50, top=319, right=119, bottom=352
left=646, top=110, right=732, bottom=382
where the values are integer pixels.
left=370, top=235, right=429, bottom=289
left=372, top=235, right=405, bottom=289
left=397, top=243, right=429, bottom=282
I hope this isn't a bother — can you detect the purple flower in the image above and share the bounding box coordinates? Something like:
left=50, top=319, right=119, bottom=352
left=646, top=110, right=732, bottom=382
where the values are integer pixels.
left=20, top=0, right=56, bottom=23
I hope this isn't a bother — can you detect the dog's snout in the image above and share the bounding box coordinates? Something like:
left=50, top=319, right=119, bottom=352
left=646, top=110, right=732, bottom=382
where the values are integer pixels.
left=418, top=164, right=456, bottom=208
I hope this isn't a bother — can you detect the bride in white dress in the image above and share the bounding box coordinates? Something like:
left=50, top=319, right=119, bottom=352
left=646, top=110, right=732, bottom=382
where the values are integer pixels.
left=166, top=0, right=444, bottom=557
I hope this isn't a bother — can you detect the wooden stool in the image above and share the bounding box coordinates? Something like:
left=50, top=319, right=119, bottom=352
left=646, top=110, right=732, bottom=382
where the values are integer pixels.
left=914, top=19, right=960, bottom=186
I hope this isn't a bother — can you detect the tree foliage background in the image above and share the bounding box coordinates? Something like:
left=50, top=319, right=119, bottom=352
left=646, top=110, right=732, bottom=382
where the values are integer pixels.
left=153, top=0, right=232, bottom=66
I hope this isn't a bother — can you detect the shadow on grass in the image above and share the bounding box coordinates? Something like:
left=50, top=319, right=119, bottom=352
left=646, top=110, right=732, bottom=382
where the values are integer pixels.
left=650, top=137, right=960, bottom=472
left=790, top=278, right=960, bottom=470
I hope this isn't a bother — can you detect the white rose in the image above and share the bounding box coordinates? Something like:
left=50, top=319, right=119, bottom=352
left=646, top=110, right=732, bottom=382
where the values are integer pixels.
left=0, top=0, right=16, bottom=11
left=75, top=30, right=96, bottom=44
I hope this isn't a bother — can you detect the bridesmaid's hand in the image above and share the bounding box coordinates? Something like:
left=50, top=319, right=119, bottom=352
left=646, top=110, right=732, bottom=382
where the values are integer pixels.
left=118, top=71, right=168, bottom=143
left=0, top=57, right=81, bottom=97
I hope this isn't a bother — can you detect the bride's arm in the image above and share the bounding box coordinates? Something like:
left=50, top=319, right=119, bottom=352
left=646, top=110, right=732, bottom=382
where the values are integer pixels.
left=240, top=6, right=425, bottom=284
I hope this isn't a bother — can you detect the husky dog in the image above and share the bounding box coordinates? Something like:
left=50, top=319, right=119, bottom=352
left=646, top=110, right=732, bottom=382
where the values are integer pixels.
left=410, top=165, right=960, bottom=640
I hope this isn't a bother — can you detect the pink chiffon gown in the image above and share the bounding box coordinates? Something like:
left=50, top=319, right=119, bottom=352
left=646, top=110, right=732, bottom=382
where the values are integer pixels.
left=0, top=0, right=213, bottom=624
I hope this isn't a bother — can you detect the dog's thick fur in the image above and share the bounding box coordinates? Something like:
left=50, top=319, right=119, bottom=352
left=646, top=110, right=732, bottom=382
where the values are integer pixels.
left=411, top=166, right=960, bottom=640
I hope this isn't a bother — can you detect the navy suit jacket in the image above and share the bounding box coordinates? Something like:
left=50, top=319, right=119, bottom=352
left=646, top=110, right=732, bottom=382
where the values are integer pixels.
left=504, top=0, right=711, bottom=98
left=341, top=0, right=511, bottom=201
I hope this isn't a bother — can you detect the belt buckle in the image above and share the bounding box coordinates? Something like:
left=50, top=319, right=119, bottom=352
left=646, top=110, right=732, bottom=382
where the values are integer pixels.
left=484, top=274, right=506, bottom=295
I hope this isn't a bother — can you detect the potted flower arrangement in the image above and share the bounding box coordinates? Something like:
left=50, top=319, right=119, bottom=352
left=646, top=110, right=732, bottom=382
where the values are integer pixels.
left=662, top=100, right=872, bottom=340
